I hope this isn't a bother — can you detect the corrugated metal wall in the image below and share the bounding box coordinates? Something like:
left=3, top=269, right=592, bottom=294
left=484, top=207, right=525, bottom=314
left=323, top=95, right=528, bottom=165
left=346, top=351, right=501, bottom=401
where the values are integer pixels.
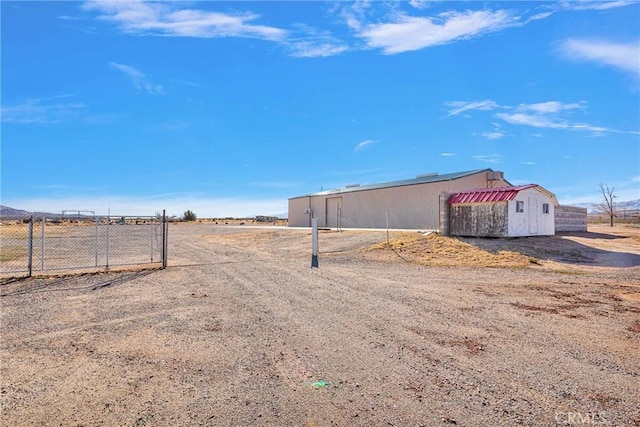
left=288, top=171, right=508, bottom=229
left=555, top=205, right=587, bottom=232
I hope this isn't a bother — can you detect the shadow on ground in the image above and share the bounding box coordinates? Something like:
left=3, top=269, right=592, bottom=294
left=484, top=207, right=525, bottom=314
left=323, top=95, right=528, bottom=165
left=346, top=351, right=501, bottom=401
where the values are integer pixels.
left=461, top=234, right=640, bottom=268
left=0, top=269, right=159, bottom=297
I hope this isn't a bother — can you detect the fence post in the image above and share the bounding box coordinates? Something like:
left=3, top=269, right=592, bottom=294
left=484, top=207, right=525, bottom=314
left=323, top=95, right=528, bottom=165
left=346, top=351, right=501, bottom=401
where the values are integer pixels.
left=94, top=214, right=99, bottom=267
left=27, top=215, right=34, bottom=277
left=106, top=209, right=110, bottom=269
left=162, top=209, right=167, bottom=268
left=41, top=217, right=46, bottom=271
left=311, top=217, right=319, bottom=268
left=150, top=220, right=155, bottom=262
left=386, top=211, right=390, bottom=247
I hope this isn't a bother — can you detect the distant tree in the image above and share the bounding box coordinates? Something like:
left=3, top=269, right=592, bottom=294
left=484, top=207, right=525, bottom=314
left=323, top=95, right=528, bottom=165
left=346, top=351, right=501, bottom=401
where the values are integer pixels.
left=183, top=210, right=197, bottom=222
left=599, top=183, right=616, bottom=227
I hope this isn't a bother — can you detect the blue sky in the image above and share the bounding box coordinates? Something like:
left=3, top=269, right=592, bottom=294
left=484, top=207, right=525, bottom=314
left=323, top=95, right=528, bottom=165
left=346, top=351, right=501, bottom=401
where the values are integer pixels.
left=2, top=0, right=639, bottom=217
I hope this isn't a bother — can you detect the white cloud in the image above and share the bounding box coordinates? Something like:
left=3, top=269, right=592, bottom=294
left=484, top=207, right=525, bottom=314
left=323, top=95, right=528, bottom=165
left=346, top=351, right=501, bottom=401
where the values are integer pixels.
left=110, top=62, right=165, bottom=95
left=559, top=38, right=640, bottom=76
left=445, top=99, right=639, bottom=136
left=516, top=101, right=585, bottom=114
left=289, top=41, right=349, bottom=58
left=409, top=0, right=431, bottom=10
left=521, top=161, right=536, bottom=165
left=443, top=100, right=499, bottom=118
left=494, top=112, right=568, bottom=129
left=440, top=152, right=456, bottom=157
left=561, top=0, right=637, bottom=11
left=82, top=1, right=287, bottom=41
left=357, top=9, right=517, bottom=54
left=481, top=131, right=506, bottom=140
left=473, top=154, right=502, bottom=164
left=495, top=111, right=639, bottom=135
left=526, top=11, right=554, bottom=22
left=1, top=96, right=85, bottom=124
left=354, top=139, right=374, bottom=152
left=84, top=1, right=353, bottom=58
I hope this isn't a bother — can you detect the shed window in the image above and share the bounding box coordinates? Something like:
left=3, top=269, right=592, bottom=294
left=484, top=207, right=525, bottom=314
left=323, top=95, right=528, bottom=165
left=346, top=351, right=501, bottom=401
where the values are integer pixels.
left=516, top=200, right=524, bottom=213
left=542, top=203, right=549, bottom=214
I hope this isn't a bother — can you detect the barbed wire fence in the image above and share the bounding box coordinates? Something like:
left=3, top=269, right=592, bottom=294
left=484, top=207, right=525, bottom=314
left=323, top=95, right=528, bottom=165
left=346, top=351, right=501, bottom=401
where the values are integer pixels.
left=0, top=210, right=168, bottom=279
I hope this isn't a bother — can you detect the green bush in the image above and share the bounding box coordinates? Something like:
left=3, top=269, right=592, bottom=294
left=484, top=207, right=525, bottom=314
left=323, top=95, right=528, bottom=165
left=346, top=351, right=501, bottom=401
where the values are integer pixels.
left=183, top=210, right=197, bottom=221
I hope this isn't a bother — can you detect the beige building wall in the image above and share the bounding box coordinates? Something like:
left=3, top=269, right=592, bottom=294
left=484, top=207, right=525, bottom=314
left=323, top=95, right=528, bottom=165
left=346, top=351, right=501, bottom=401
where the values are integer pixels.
left=288, top=170, right=509, bottom=229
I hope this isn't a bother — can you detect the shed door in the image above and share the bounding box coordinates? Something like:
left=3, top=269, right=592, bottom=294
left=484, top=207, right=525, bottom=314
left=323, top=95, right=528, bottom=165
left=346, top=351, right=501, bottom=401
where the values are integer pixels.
left=528, top=197, right=539, bottom=234
left=326, top=197, right=342, bottom=228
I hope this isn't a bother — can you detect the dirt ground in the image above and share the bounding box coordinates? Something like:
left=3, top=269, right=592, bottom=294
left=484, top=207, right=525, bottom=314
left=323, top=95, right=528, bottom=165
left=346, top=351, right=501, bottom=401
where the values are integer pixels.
left=1, top=224, right=639, bottom=426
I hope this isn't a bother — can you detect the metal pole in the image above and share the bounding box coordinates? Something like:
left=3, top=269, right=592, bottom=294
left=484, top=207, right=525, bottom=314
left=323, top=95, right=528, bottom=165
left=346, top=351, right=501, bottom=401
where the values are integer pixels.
left=150, top=219, right=155, bottom=262
left=41, top=217, right=45, bottom=271
left=164, top=218, right=169, bottom=268
left=94, top=214, right=99, bottom=267
left=162, top=209, right=167, bottom=268
left=311, top=217, right=319, bottom=268
left=27, top=216, right=33, bottom=277
left=106, top=208, right=110, bottom=268
left=386, top=211, right=389, bottom=247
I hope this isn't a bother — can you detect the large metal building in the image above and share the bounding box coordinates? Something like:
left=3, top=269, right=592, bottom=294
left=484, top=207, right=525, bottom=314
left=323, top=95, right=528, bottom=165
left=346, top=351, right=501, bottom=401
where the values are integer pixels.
left=288, top=169, right=511, bottom=230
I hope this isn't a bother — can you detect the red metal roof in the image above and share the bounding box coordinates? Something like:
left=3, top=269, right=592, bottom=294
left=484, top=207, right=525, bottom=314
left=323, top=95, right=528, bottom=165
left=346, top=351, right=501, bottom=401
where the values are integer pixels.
left=449, top=185, right=538, bottom=204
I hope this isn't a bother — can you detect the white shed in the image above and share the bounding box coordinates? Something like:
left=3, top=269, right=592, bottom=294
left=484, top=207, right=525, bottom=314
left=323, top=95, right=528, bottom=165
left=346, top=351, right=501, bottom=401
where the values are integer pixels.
left=448, top=185, right=557, bottom=237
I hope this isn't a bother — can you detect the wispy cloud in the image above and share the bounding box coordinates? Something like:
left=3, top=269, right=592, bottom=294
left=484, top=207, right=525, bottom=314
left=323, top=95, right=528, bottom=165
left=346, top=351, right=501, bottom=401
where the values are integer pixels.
left=84, top=1, right=350, bottom=58
left=356, top=9, right=518, bottom=54
left=82, top=1, right=287, bottom=41
left=516, top=101, right=585, bottom=114
left=354, top=139, right=375, bottom=152
left=473, top=154, right=502, bottom=164
left=288, top=23, right=349, bottom=58
left=559, top=38, right=640, bottom=77
left=494, top=112, right=568, bottom=130
left=444, top=99, right=639, bottom=136
left=495, top=102, right=639, bottom=135
left=110, top=62, right=165, bottom=95
left=560, top=0, right=637, bottom=11
left=409, top=0, right=431, bottom=10
left=440, top=152, right=456, bottom=157
left=481, top=131, right=505, bottom=140
left=289, top=41, right=349, bottom=58
left=1, top=96, right=85, bottom=124
left=443, top=100, right=499, bottom=118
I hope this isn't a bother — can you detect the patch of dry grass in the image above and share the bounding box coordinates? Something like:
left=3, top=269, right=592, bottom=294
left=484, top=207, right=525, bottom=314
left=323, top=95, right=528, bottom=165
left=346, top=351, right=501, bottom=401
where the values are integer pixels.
left=366, top=232, right=537, bottom=268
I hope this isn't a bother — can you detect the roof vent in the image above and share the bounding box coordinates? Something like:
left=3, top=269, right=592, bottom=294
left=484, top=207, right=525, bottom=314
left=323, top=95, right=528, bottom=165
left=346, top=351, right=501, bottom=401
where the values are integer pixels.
left=416, top=172, right=438, bottom=179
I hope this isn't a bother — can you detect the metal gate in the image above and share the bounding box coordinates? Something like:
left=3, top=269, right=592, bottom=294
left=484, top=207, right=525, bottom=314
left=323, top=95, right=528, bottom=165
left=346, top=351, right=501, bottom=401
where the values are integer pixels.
left=0, top=211, right=168, bottom=279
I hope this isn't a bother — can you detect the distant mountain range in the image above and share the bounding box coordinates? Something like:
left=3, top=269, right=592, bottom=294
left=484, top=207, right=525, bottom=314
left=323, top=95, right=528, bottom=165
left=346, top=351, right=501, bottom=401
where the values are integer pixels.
left=569, top=199, right=640, bottom=214
left=0, top=205, right=65, bottom=218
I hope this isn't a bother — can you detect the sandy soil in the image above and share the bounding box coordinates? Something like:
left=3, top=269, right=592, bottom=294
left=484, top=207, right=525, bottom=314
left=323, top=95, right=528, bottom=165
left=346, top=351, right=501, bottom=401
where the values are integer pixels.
left=1, top=224, right=639, bottom=426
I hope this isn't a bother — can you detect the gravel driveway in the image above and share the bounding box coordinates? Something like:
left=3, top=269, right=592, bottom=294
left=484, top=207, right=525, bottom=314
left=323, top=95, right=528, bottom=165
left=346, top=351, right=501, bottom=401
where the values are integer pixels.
left=1, top=224, right=639, bottom=426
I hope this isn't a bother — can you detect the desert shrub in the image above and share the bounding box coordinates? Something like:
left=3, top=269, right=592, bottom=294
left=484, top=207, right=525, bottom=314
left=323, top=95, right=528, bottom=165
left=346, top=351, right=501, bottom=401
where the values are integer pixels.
left=183, top=210, right=197, bottom=221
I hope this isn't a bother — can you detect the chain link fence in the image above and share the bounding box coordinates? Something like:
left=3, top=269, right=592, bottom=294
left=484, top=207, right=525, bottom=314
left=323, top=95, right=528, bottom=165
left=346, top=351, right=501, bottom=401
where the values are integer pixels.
left=0, top=212, right=168, bottom=279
